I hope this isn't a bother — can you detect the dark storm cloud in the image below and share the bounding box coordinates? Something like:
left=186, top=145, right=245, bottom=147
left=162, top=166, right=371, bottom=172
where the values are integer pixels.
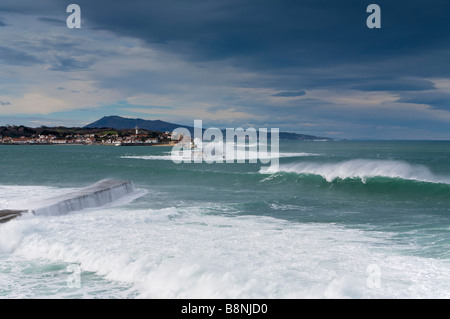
left=272, top=91, right=306, bottom=97
left=0, top=0, right=64, bottom=14
left=397, top=92, right=450, bottom=111
left=0, top=45, right=39, bottom=65
left=38, top=17, right=66, bottom=26
left=61, top=0, right=450, bottom=98
left=74, top=0, right=450, bottom=69
left=2, top=0, right=450, bottom=87
left=48, top=55, right=90, bottom=72
left=351, top=79, right=437, bottom=92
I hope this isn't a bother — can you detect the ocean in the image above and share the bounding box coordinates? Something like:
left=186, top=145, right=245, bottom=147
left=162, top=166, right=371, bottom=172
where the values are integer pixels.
left=0, top=140, right=449, bottom=298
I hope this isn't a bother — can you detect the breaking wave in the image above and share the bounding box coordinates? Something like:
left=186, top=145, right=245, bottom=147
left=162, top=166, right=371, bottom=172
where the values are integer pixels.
left=2, top=205, right=449, bottom=298
left=260, top=159, right=450, bottom=185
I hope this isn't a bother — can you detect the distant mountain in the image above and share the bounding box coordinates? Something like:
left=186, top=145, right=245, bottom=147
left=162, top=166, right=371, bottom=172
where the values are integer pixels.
left=84, top=116, right=193, bottom=133
left=277, top=132, right=332, bottom=141
left=84, top=116, right=332, bottom=141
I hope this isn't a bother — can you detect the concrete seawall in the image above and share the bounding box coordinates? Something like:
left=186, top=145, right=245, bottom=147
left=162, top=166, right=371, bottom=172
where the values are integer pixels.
left=0, top=210, right=27, bottom=223
left=0, top=180, right=135, bottom=223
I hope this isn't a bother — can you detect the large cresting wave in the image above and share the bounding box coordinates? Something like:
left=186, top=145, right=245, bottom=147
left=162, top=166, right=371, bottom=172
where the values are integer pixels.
left=260, top=159, right=450, bottom=184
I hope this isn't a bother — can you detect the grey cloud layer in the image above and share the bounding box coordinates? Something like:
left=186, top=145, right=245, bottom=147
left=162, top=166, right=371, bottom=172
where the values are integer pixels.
left=2, top=0, right=449, bottom=88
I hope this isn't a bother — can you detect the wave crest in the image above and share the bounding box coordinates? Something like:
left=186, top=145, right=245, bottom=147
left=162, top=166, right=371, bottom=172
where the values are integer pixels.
left=260, top=159, right=450, bottom=184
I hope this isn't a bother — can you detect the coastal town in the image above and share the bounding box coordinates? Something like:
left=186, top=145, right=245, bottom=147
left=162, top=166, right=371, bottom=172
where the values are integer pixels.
left=0, top=125, right=180, bottom=146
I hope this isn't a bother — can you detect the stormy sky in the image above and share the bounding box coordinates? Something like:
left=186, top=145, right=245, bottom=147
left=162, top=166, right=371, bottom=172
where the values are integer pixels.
left=1, top=0, right=450, bottom=139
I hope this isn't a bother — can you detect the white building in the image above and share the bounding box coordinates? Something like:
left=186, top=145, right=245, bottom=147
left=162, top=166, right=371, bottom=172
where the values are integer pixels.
left=50, top=139, right=68, bottom=144
left=145, top=138, right=159, bottom=144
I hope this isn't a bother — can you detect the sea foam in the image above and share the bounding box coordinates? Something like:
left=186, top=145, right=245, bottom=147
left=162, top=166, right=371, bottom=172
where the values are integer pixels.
left=1, top=199, right=449, bottom=298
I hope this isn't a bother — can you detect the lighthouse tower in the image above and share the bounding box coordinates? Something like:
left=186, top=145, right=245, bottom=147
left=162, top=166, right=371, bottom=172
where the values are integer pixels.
left=135, top=125, right=139, bottom=135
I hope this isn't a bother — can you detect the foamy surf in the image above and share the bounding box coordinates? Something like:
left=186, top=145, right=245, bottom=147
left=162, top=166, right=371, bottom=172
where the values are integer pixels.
left=260, top=159, right=450, bottom=184
left=1, top=204, right=449, bottom=298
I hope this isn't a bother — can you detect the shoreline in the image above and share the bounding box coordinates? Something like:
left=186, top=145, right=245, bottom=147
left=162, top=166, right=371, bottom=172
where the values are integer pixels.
left=0, top=142, right=179, bottom=147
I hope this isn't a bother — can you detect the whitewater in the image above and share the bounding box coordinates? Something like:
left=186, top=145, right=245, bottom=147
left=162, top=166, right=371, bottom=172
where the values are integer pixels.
left=2, top=191, right=448, bottom=299
left=0, top=140, right=449, bottom=298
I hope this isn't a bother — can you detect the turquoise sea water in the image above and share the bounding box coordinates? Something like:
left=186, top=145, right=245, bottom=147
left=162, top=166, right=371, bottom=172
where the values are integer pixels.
left=0, top=141, right=449, bottom=298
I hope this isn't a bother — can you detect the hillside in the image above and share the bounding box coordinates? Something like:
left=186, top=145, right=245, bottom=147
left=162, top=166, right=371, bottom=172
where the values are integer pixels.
left=84, top=116, right=193, bottom=133
left=84, top=116, right=332, bottom=141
